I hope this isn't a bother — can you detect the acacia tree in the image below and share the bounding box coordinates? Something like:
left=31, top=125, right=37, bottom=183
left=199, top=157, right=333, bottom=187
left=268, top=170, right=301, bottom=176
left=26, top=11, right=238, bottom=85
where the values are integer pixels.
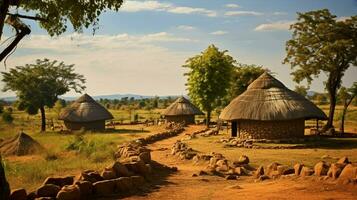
left=0, top=0, right=124, bottom=62
left=2, top=59, right=86, bottom=132
left=227, top=64, right=265, bottom=103
left=338, top=82, right=357, bottom=135
left=283, top=9, right=357, bottom=129
left=183, top=45, right=235, bottom=126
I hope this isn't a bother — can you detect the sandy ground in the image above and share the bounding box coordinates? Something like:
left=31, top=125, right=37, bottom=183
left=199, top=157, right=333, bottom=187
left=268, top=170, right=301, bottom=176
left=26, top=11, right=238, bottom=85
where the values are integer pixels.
left=117, top=125, right=357, bottom=200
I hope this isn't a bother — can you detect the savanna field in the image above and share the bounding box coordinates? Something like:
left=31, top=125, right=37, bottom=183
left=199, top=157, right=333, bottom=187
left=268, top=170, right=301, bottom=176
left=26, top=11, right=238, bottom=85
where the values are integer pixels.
left=1, top=105, right=356, bottom=191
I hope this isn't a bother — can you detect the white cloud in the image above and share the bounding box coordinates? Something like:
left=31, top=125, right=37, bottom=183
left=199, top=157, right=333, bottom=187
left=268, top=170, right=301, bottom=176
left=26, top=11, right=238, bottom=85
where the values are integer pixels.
left=254, top=21, right=295, bottom=31
left=225, top=11, right=263, bottom=16
left=210, top=30, right=228, bottom=35
left=177, top=25, right=196, bottom=30
left=121, top=0, right=217, bottom=17
left=225, top=4, right=240, bottom=8
left=273, top=11, right=287, bottom=15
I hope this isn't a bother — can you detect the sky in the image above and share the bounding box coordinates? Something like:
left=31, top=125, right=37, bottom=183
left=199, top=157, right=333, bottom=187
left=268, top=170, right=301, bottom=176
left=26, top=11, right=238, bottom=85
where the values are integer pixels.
left=0, top=0, right=357, bottom=98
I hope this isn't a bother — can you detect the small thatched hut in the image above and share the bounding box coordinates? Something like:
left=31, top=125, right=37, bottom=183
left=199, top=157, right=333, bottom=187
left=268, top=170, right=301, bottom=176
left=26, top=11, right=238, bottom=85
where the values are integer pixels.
left=219, top=72, right=327, bottom=139
left=59, top=94, right=113, bottom=131
left=163, top=96, right=204, bottom=124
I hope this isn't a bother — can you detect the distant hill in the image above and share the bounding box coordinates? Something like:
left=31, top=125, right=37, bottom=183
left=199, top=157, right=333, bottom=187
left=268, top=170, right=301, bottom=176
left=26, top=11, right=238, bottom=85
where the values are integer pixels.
left=0, top=93, right=183, bottom=102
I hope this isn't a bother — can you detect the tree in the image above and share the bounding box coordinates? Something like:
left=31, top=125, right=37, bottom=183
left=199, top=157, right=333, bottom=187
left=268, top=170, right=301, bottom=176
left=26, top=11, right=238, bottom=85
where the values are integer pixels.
left=294, top=85, right=309, bottom=97
left=183, top=45, right=235, bottom=126
left=0, top=0, right=124, bottom=62
left=338, top=82, right=357, bottom=135
left=283, top=9, right=357, bottom=129
left=2, top=58, right=85, bottom=132
left=53, top=99, right=66, bottom=117
left=227, top=64, right=265, bottom=102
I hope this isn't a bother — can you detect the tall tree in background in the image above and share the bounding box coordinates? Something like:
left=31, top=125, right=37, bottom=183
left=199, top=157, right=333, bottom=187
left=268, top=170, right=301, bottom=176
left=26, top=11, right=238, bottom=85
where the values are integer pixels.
left=227, top=64, right=265, bottom=103
left=2, top=59, right=86, bottom=132
left=294, top=85, right=309, bottom=97
left=338, top=82, right=357, bottom=135
left=283, top=9, right=357, bottom=129
left=0, top=0, right=124, bottom=62
left=183, top=45, right=235, bottom=126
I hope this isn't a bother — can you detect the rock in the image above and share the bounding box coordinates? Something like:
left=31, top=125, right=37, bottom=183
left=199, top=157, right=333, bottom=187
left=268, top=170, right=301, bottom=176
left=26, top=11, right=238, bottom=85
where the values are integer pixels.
left=225, top=175, right=238, bottom=180
left=337, top=157, right=351, bottom=164
left=101, top=169, right=117, bottom=180
left=36, top=184, right=61, bottom=198
left=254, top=166, right=264, bottom=178
left=27, top=191, right=37, bottom=200
left=327, top=163, right=345, bottom=179
left=56, top=185, right=80, bottom=200
left=139, top=151, right=151, bottom=164
left=338, top=164, right=357, bottom=182
left=80, top=170, right=103, bottom=183
left=294, top=163, right=304, bottom=176
left=124, top=157, right=150, bottom=176
left=131, top=176, right=145, bottom=188
left=209, top=157, right=218, bottom=167
left=266, top=162, right=281, bottom=176
left=216, top=159, right=229, bottom=172
left=115, top=177, right=133, bottom=192
left=42, top=176, right=74, bottom=187
left=198, top=170, right=208, bottom=176
left=314, top=161, right=330, bottom=176
left=192, top=173, right=198, bottom=177
left=277, top=165, right=294, bottom=175
left=110, top=161, right=132, bottom=177
left=93, top=179, right=116, bottom=196
left=9, top=188, right=27, bottom=200
left=35, top=197, right=54, bottom=200
left=235, top=167, right=246, bottom=176
left=258, top=175, right=270, bottom=181
left=75, top=181, right=93, bottom=198
left=300, top=167, right=314, bottom=177
left=237, top=155, right=249, bottom=165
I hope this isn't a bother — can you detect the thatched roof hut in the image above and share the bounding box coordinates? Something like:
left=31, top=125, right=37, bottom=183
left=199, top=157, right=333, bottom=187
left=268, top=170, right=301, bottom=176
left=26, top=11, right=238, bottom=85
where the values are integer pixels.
left=163, top=96, right=204, bottom=124
left=59, top=94, right=113, bottom=130
left=219, top=72, right=327, bottom=139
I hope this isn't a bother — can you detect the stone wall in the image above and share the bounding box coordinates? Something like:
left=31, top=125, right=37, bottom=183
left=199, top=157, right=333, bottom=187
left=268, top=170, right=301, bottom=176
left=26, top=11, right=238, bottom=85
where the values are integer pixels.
left=165, top=115, right=195, bottom=125
left=235, top=119, right=305, bottom=139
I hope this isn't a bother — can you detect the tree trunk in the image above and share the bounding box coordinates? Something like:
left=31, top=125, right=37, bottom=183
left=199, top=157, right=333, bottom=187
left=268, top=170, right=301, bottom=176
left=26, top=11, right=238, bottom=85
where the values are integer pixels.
left=40, top=106, right=46, bottom=132
left=206, top=111, right=211, bottom=128
left=0, top=155, right=10, bottom=200
left=326, top=79, right=338, bottom=129
left=339, top=105, right=346, bottom=136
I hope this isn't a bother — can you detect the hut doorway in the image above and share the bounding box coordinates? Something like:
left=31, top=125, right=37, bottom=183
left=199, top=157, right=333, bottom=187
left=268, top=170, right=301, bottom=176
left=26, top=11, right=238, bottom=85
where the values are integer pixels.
left=231, top=121, right=237, bottom=137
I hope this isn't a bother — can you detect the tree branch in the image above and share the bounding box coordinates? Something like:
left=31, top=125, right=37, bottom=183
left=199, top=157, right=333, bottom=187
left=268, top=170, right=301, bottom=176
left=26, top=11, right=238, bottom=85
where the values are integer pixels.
left=6, top=13, right=48, bottom=22
left=0, top=16, right=31, bottom=62
left=0, top=0, right=10, bottom=40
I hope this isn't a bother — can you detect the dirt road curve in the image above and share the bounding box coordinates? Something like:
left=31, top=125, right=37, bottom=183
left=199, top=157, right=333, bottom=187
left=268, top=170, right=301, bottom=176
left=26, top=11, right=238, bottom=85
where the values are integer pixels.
left=122, top=125, right=357, bottom=200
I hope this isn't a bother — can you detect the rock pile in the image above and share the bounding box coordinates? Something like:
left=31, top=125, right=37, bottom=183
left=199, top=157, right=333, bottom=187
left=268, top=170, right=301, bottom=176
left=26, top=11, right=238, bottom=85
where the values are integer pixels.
left=181, top=128, right=209, bottom=141
left=171, top=141, right=198, bottom=160
left=254, top=156, right=357, bottom=185
left=219, top=138, right=305, bottom=149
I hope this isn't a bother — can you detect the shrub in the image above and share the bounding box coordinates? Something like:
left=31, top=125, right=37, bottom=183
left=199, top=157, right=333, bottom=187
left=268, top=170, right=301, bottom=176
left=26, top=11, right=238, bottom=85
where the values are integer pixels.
left=2, top=111, right=14, bottom=124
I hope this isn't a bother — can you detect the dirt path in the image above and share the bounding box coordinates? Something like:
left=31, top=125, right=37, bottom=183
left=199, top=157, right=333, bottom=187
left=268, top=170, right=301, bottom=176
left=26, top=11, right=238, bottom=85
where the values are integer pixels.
left=123, top=125, right=357, bottom=200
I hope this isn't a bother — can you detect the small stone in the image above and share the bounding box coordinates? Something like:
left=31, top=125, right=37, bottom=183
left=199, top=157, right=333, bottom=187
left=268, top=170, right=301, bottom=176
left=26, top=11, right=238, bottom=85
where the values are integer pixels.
left=300, top=167, right=314, bottom=177
left=93, top=179, right=116, bottom=196
left=225, top=174, right=238, bottom=180
left=10, top=188, right=27, bottom=200
left=254, top=166, right=264, bottom=178
left=258, top=175, right=270, bottom=181
left=56, top=185, right=80, bottom=200
left=337, top=157, right=350, bottom=164
left=36, top=184, right=61, bottom=198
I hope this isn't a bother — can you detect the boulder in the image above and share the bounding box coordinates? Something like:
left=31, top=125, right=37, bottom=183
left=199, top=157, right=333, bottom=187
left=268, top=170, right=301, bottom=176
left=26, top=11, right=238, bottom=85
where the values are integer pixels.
left=115, top=177, right=133, bottom=192
left=294, top=163, right=304, bottom=176
left=254, top=166, right=264, bottom=178
left=314, top=161, right=330, bottom=176
left=80, top=170, right=103, bottom=183
left=209, top=157, right=218, bottom=167
left=26, top=191, right=36, bottom=200
left=139, top=151, right=151, bottom=164
left=131, top=176, right=145, bottom=188
left=101, top=169, right=117, bottom=180
left=338, top=164, right=357, bottom=182
left=300, top=167, right=314, bottom=177
left=277, top=165, right=295, bottom=175
left=237, top=155, right=249, bottom=165
left=327, top=163, right=345, bottom=179
left=75, top=181, right=93, bottom=199
left=109, top=162, right=132, bottom=177
left=93, top=179, right=116, bottom=196
left=124, top=158, right=150, bottom=176
left=56, top=185, right=80, bottom=200
left=9, top=188, right=27, bottom=200
left=265, top=162, right=281, bottom=176
left=337, top=157, right=351, bottom=165
left=36, top=184, right=61, bottom=198
left=42, top=176, right=74, bottom=187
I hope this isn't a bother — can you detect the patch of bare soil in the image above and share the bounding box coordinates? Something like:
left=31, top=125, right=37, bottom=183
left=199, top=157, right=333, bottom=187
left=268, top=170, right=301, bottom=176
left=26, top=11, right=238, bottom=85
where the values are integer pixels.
left=122, top=125, right=357, bottom=200
left=0, top=132, right=43, bottom=156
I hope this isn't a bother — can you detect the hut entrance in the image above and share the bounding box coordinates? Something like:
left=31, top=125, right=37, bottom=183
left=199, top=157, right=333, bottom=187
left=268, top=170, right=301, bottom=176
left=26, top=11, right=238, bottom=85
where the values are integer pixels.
left=231, top=121, right=237, bottom=137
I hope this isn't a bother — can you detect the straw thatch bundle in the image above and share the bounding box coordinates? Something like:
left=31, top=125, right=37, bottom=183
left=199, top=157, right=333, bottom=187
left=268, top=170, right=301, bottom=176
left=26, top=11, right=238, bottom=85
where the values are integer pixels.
left=59, top=94, right=113, bottom=123
left=163, top=96, right=204, bottom=116
left=0, top=132, right=43, bottom=156
left=219, top=72, right=327, bottom=121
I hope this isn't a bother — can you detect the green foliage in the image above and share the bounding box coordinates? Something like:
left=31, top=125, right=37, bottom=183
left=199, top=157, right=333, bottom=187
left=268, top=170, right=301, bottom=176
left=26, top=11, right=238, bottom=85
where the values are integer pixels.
left=226, top=64, right=265, bottom=102
left=53, top=99, right=65, bottom=117
left=294, top=85, right=309, bottom=97
left=283, top=9, right=357, bottom=127
left=183, top=45, right=235, bottom=124
left=1, top=58, right=86, bottom=131
left=1, top=111, right=13, bottom=123
left=0, top=103, right=3, bottom=114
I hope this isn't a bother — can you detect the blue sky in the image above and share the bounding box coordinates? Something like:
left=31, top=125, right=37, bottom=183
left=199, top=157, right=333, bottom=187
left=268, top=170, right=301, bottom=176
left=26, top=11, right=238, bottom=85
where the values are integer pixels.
left=1, top=0, right=356, bottom=98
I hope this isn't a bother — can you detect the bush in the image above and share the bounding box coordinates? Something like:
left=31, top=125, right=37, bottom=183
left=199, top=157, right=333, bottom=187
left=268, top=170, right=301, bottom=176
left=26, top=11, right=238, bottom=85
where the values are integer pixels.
left=2, top=111, right=13, bottom=123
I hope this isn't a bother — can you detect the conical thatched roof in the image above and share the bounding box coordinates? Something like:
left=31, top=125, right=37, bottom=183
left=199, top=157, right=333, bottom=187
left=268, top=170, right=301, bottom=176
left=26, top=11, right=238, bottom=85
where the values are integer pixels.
left=59, top=94, right=113, bottom=122
left=163, top=96, right=204, bottom=116
left=219, top=72, right=327, bottom=121
left=0, top=132, right=44, bottom=156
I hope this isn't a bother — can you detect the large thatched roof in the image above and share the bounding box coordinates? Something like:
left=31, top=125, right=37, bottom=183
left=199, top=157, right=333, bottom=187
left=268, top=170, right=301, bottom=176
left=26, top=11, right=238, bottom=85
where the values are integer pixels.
left=219, top=72, right=327, bottom=121
left=163, top=96, right=204, bottom=116
left=59, top=94, right=113, bottom=122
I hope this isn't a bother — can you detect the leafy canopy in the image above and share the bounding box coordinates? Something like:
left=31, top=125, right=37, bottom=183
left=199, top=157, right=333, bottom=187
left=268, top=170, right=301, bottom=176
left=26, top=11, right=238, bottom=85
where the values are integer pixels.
left=1, top=58, right=86, bottom=115
left=183, top=45, right=235, bottom=115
